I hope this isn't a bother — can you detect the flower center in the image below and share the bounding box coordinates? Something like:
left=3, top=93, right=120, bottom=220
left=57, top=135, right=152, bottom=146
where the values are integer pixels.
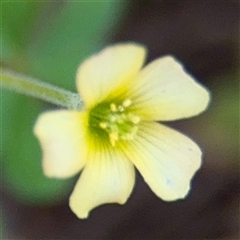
left=89, top=99, right=141, bottom=146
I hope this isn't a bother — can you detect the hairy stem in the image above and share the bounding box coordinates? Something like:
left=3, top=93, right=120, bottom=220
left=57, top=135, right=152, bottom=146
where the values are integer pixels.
left=1, top=68, right=83, bottom=110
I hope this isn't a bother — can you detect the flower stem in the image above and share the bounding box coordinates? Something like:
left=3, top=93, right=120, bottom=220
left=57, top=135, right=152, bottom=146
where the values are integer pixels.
left=1, top=68, right=83, bottom=110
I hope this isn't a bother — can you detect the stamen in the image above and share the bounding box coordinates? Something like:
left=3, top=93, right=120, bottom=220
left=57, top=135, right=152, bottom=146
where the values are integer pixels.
left=99, top=122, right=107, bottom=129
left=118, top=106, right=124, bottom=112
left=122, top=99, right=132, bottom=107
left=130, top=115, right=141, bottom=124
left=109, top=132, right=119, bottom=146
left=110, top=103, right=117, bottom=112
left=91, top=101, right=140, bottom=147
left=110, top=132, right=119, bottom=140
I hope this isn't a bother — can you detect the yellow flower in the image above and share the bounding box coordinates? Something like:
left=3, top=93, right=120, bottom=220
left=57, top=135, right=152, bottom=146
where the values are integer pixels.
left=34, top=43, right=210, bottom=219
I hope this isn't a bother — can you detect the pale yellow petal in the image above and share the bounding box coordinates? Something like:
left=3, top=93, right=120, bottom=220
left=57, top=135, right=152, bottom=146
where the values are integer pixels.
left=120, top=122, right=202, bottom=201
left=76, top=43, right=147, bottom=108
left=128, top=56, right=210, bottom=121
left=34, top=110, right=88, bottom=178
left=69, top=139, right=135, bottom=219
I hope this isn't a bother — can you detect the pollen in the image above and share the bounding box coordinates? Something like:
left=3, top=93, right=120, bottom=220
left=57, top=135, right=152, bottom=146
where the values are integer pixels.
left=99, top=122, right=108, bottom=129
left=109, top=132, right=119, bottom=146
left=118, top=106, right=124, bottom=112
left=130, top=115, right=140, bottom=124
left=110, top=103, right=117, bottom=112
left=90, top=99, right=141, bottom=147
left=122, top=99, right=132, bottom=107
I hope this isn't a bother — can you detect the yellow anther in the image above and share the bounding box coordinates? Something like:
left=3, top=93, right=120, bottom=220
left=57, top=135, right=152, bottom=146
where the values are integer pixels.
left=122, top=99, right=132, bottom=107
left=118, top=106, right=124, bottom=112
left=109, top=132, right=119, bottom=147
left=110, top=132, right=119, bottom=140
left=96, top=102, right=140, bottom=146
left=130, top=116, right=141, bottom=124
left=110, top=103, right=117, bottom=112
left=110, top=139, right=116, bottom=147
left=99, top=122, right=107, bottom=129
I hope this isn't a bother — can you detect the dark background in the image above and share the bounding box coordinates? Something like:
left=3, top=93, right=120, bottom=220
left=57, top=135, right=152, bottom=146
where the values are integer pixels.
left=1, top=0, right=239, bottom=239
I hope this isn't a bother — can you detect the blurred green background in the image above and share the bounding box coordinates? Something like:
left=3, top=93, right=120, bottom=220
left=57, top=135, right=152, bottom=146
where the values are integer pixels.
left=2, top=1, right=127, bottom=205
left=1, top=1, right=239, bottom=239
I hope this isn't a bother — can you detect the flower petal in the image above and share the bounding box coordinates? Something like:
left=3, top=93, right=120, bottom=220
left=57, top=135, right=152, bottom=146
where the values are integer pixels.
left=120, top=122, right=202, bottom=201
left=76, top=43, right=147, bottom=108
left=69, top=138, right=135, bottom=219
left=128, top=56, right=210, bottom=121
left=34, top=110, right=88, bottom=178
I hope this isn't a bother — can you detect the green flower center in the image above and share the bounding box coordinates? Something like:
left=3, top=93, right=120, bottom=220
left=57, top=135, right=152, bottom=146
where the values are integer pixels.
left=89, top=99, right=141, bottom=146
